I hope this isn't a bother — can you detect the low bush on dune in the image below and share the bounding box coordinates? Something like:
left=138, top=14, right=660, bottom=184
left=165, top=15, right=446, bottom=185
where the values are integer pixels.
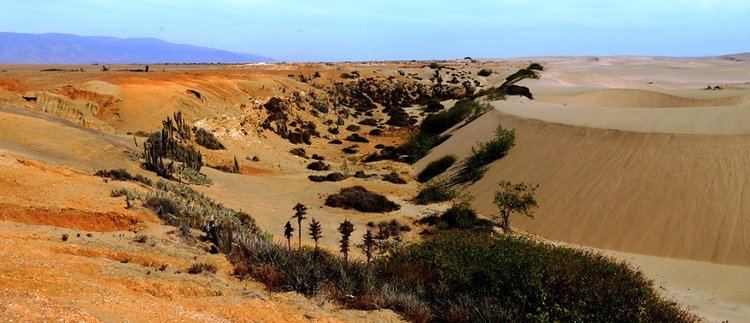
left=95, top=169, right=152, bottom=186
left=417, top=155, right=457, bottom=182
left=453, top=125, right=516, bottom=185
left=413, top=180, right=457, bottom=205
left=325, top=186, right=400, bottom=213
left=417, top=198, right=491, bottom=230
left=477, top=68, right=493, bottom=77
left=194, top=128, right=226, bottom=150
left=420, top=98, right=479, bottom=137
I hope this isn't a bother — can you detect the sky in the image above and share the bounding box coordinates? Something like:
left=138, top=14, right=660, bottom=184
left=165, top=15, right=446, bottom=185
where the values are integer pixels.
left=0, top=0, right=748, bottom=61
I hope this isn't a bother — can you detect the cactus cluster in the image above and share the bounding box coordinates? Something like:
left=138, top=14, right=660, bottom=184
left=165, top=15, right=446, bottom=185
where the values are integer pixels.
left=142, top=112, right=202, bottom=178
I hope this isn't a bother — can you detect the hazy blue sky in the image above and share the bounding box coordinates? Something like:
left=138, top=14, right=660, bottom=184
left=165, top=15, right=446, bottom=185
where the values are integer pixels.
left=1, top=0, right=748, bottom=61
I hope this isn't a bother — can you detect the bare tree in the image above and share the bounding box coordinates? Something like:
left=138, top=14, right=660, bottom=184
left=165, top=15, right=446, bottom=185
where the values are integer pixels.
left=292, top=203, right=307, bottom=247
left=492, top=181, right=539, bottom=233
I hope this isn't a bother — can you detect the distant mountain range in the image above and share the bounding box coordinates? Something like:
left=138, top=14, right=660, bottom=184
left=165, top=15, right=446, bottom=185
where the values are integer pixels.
left=0, top=32, right=272, bottom=64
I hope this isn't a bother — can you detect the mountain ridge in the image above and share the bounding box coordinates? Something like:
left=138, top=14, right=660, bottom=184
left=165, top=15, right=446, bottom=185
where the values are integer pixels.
left=0, top=32, right=272, bottom=64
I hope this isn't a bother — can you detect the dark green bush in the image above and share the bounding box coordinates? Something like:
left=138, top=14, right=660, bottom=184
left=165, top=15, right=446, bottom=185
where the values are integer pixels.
left=377, top=230, right=697, bottom=322
left=325, top=186, right=400, bottom=213
left=417, top=155, right=457, bottom=182
left=195, top=128, right=226, bottom=150
left=477, top=69, right=493, bottom=77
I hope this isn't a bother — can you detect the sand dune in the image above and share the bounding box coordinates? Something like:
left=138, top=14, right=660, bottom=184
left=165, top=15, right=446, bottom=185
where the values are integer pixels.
left=418, top=110, right=750, bottom=266
left=537, top=88, right=744, bottom=108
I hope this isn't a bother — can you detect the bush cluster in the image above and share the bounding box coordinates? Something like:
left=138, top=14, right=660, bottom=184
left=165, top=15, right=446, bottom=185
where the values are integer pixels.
left=377, top=231, right=696, bottom=322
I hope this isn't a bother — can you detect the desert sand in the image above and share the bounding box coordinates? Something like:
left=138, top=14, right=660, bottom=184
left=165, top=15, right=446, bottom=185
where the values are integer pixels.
left=0, top=57, right=748, bottom=321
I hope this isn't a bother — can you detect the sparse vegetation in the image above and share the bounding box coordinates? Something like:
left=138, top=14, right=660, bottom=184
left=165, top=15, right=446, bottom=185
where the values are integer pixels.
left=142, top=180, right=268, bottom=253
left=417, top=155, right=457, bottom=182
left=186, top=262, right=218, bottom=274
left=325, top=186, right=400, bottom=213
left=477, top=68, right=493, bottom=76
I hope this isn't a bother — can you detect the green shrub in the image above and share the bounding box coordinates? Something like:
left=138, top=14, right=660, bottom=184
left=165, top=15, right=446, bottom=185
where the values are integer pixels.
left=417, top=155, right=457, bottom=182
left=195, top=128, right=226, bottom=150
left=454, top=125, right=516, bottom=184
left=417, top=198, right=490, bottom=230
left=377, top=230, right=697, bottom=322
left=414, top=180, right=457, bottom=205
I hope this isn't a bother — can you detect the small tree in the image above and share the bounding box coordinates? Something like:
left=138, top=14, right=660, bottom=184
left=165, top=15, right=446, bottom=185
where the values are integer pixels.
left=292, top=203, right=307, bottom=247
left=338, top=220, right=355, bottom=266
left=283, top=221, right=294, bottom=249
left=361, top=228, right=375, bottom=270
left=308, top=218, right=322, bottom=251
left=492, top=181, right=539, bottom=233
